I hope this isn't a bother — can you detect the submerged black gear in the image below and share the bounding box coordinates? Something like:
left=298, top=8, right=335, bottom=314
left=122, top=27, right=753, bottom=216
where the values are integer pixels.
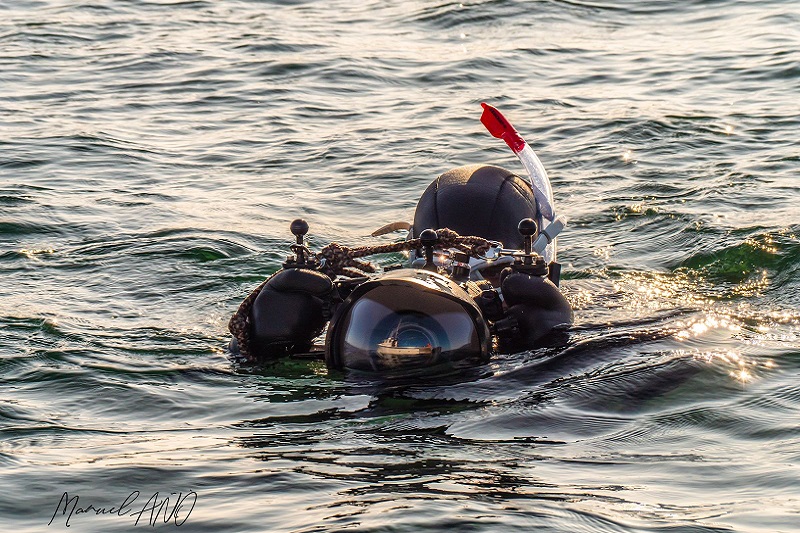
left=229, top=164, right=572, bottom=370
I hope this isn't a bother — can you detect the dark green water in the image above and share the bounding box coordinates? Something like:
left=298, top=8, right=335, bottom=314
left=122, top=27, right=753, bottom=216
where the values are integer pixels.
left=1, top=1, right=798, bottom=531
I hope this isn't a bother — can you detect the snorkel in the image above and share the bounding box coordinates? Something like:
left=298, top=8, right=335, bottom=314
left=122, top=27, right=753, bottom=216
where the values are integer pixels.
left=480, top=102, right=566, bottom=263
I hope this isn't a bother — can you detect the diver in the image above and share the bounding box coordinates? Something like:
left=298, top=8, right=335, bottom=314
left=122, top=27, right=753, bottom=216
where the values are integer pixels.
left=228, top=103, right=573, bottom=373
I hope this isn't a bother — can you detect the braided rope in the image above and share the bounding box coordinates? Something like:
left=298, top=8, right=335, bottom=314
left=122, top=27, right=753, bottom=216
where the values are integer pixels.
left=229, top=228, right=493, bottom=360
left=228, top=275, right=272, bottom=360
left=317, top=228, right=492, bottom=278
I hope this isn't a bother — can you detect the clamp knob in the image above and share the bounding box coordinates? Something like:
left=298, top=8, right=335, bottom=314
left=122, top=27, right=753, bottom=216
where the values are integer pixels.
left=450, top=251, right=470, bottom=281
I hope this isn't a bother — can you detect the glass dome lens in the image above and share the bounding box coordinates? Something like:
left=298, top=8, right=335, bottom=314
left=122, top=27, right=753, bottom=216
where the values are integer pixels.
left=334, top=284, right=483, bottom=372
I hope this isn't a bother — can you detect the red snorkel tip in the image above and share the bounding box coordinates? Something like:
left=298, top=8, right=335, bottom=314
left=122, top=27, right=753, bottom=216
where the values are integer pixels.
left=480, top=102, right=526, bottom=153
left=480, top=102, right=508, bottom=139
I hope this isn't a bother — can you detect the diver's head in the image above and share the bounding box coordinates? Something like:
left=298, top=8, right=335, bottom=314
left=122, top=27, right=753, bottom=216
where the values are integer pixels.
left=412, top=164, right=538, bottom=250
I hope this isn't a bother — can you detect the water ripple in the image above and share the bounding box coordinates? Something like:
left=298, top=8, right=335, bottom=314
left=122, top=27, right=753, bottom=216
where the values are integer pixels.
left=1, top=0, right=799, bottom=531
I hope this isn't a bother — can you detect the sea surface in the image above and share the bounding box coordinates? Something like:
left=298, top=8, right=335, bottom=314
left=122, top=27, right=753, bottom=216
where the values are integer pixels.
left=1, top=0, right=798, bottom=531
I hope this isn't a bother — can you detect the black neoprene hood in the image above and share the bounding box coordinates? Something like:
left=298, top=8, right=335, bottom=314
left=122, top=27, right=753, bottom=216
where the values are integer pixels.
left=412, top=164, right=539, bottom=250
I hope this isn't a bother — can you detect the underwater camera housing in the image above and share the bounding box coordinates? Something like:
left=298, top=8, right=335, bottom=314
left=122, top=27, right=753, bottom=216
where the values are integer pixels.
left=229, top=183, right=572, bottom=373
left=227, top=104, right=573, bottom=373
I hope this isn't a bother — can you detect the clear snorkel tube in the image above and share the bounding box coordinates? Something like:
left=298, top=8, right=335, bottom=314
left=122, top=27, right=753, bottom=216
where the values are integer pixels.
left=480, top=103, right=565, bottom=263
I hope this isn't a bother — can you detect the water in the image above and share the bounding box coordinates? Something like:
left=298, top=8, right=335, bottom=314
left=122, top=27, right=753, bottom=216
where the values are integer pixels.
left=1, top=0, right=798, bottom=531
